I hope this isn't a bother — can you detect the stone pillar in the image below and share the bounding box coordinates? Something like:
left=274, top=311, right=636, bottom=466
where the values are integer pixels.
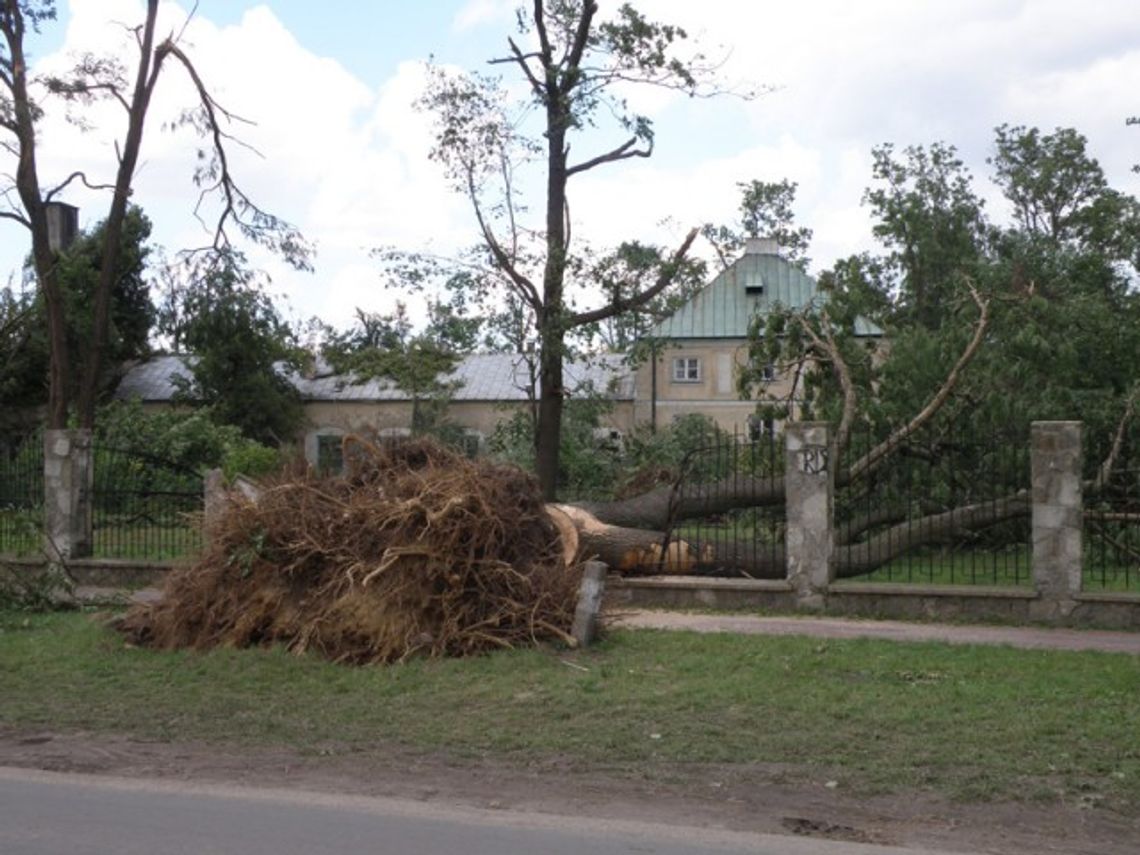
left=785, top=422, right=834, bottom=608
left=43, top=429, right=94, bottom=561
left=1030, top=421, right=1082, bottom=618
left=571, top=560, right=607, bottom=648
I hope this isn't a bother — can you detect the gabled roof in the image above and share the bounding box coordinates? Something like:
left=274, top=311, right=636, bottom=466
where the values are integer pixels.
left=648, top=242, right=882, bottom=339
left=115, top=353, right=635, bottom=404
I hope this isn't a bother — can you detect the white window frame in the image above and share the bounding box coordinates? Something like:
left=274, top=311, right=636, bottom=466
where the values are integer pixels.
left=672, top=356, right=701, bottom=383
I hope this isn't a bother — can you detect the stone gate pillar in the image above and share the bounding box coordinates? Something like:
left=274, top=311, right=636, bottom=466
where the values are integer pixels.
left=785, top=422, right=834, bottom=608
left=43, top=429, right=94, bottom=560
left=1030, top=421, right=1082, bottom=618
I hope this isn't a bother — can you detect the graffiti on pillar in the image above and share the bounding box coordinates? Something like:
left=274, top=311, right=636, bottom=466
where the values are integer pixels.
left=797, top=445, right=829, bottom=475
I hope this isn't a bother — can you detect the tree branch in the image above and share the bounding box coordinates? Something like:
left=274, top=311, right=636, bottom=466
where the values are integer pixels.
left=570, top=227, right=699, bottom=327
left=43, top=170, right=117, bottom=201
left=1089, top=381, right=1139, bottom=493
left=566, top=135, right=651, bottom=176
left=492, top=37, right=544, bottom=96
left=0, top=208, right=29, bottom=228
left=796, top=309, right=857, bottom=455
left=847, top=281, right=991, bottom=482
left=562, top=1, right=598, bottom=88
left=466, top=169, right=543, bottom=312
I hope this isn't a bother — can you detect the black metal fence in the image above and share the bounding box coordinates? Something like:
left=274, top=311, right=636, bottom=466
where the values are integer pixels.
left=0, top=441, right=43, bottom=557
left=643, top=426, right=785, bottom=577
left=836, top=418, right=1032, bottom=586
left=1084, top=422, right=1140, bottom=591
left=0, top=439, right=202, bottom=560
left=89, top=445, right=203, bottom=559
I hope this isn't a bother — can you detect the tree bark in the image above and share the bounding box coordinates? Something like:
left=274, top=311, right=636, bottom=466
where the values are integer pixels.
left=557, top=492, right=1030, bottom=579
left=77, top=0, right=163, bottom=428
left=5, top=5, right=69, bottom=428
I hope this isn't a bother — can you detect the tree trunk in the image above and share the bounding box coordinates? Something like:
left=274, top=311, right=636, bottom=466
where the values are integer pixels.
left=535, top=326, right=564, bottom=500
left=836, top=493, right=1029, bottom=577
left=575, top=475, right=786, bottom=530
left=7, top=10, right=70, bottom=428
left=556, top=492, right=1030, bottom=580
left=535, top=84, right=569, bottom=499
left=77, top=0, right=162, bottom=429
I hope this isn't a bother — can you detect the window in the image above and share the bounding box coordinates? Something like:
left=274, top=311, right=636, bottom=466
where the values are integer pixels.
left=316, top=434, right=344, bottom=475
left=672, top=356, right=701, bottom=383
left=761, top=363, right=777, bottom=382
left=458, top=430, right=483, bottom=459
left=747, top=414, right=775, bottom=441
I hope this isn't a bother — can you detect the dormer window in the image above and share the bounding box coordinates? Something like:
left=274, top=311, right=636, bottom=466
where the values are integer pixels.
left=672, top=356, right=701, bottom=383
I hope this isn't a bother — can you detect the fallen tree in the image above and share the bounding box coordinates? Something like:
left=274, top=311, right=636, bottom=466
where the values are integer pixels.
left=557, top=283, right=1139, bottom=579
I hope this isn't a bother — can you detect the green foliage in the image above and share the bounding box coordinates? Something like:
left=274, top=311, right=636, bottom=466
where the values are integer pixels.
left=623, top=413, right=734, bottom=479
left=0, top=206, right=155, bottom=434
left=0, top=286, right=43, bottom=441
left=703, top=178, right=813, bottom=270
left=97, top=400, right=282, bottom=479
left=0, top=563, right=73, bottom=613
left=488, top=390, right=621, bottom=499
left=174, top=256, right=303, bottom=445
left=745, top=125, right=1140, bottom=465
left=864, top=141, right=988, bottom=330
left=321, top=301, right=474, bottom=436
left=584, top=241, right=707, bottom=355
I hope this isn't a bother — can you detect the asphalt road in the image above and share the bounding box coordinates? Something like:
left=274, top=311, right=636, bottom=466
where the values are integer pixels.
left=0, top=767, right=970, bottom=855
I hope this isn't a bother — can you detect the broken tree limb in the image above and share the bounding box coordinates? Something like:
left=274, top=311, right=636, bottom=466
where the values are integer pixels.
left=571, top=475, right=785, bottom=531
left=555, top=490, right=1030, bottom=580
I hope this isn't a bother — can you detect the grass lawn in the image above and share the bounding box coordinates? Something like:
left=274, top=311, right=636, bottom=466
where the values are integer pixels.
left=1, top=609, right=1137, bottom=813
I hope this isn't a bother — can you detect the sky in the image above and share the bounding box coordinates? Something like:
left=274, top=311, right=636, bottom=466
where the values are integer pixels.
left=2, top=0, right=1138, bottom=335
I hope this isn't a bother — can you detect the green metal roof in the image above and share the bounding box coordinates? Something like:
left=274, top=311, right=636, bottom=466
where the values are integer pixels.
left=648, top=249, right=882, bottom=339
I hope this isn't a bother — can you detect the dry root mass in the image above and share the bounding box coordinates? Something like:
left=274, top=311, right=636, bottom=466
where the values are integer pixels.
left=119, top=437, right=582, bottom=664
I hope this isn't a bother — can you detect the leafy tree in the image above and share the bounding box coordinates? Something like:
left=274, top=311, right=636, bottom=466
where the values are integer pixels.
left=702, top=179, right=814, bottom=270
left=488, top=389, right=620, bottom=500
left=743, top=126, right=1139, bottom=466
left=175, top=258, right=303, bottom=445
left=582, top=240, right=706, bottom=355
left=1, top=0, right=310, bottom=430
left=407, top=1, right=739, bottom=499
left=96, top=400, right=282, bottom=480
left=862, top=142, right=989, bottom=331
left=0, top=206, right=155, bottom=440
left=321, top=300, right=476, bottom=435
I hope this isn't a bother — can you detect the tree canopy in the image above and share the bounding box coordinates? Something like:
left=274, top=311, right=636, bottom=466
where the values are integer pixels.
left=173, top=257, right=303, bottom=446
left=744, top=125, right=1140, bottom=457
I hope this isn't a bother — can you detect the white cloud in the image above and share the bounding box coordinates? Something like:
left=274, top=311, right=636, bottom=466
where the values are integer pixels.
left=4, top=0, right=1138, bottom=338
left=452, top=0, right=514, bottom=33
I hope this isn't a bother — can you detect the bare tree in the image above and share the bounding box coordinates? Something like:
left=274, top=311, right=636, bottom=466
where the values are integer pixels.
left=418, top=1, right=746, bottom=499
left=1, top=0, right=310, bottom=429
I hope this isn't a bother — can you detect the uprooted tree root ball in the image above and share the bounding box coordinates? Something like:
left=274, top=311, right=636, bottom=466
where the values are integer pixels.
left=119, top=437, right=583, bottom=664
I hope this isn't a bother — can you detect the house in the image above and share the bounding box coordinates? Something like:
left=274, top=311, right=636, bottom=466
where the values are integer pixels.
left=113, top=352, right=636, bottom=467
left=633, top=237, right=882, bottom=434
left=114, top=239, right=881, bottom=462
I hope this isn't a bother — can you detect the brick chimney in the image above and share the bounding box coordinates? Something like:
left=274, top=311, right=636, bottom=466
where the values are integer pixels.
left=45, top=202, right=79, bottom=253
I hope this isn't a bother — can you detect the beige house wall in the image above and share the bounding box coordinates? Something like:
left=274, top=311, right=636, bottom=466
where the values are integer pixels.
left=300, top=398, right=635, bottom=465
left=632, top=339, right=797, bottom=433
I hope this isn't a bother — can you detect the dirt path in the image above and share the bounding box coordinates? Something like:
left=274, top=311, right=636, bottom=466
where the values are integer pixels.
left=1, top=730, right=1137, bottom=855
left=611, top=610, right=1140, bottom=654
